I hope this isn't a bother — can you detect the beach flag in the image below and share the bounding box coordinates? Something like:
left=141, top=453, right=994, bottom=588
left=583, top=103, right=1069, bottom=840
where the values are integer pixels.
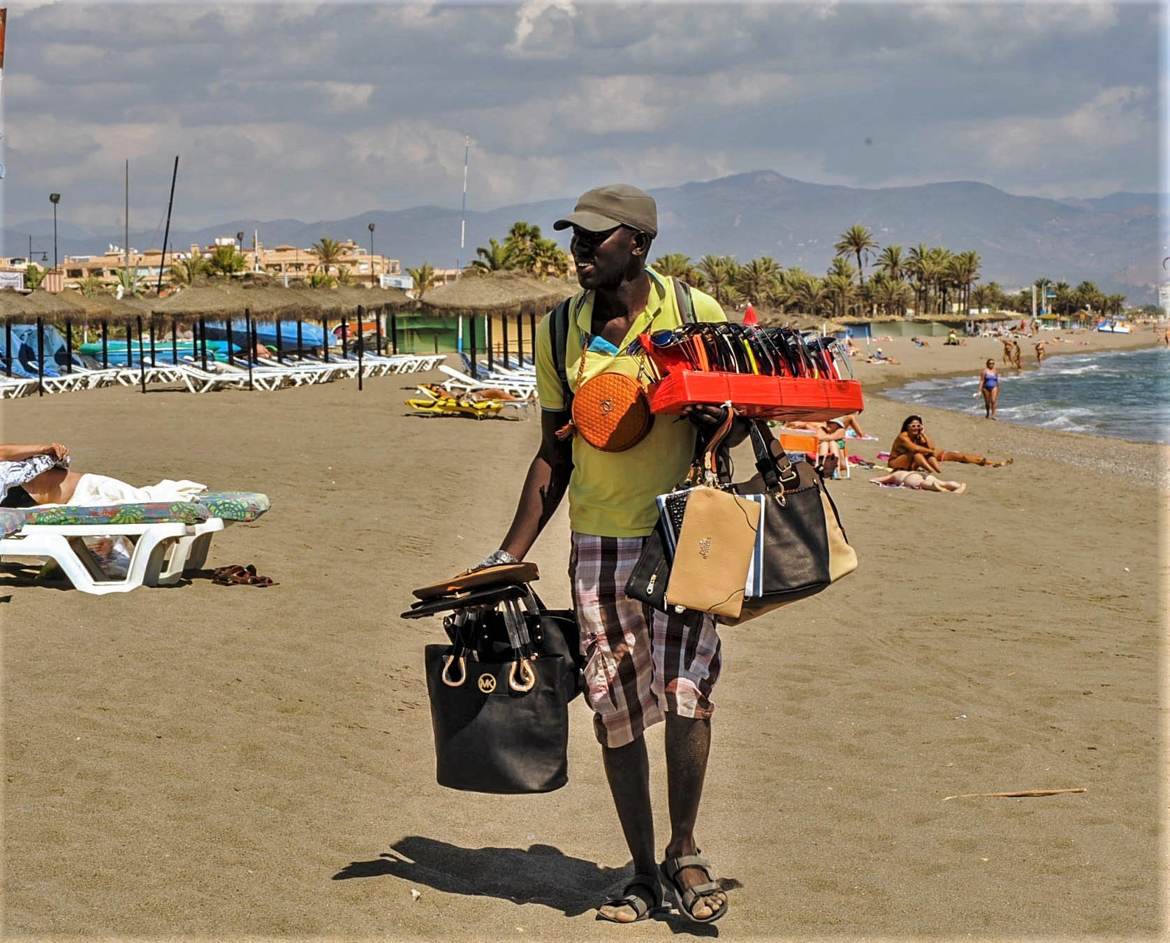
left=743, top=303, right=758, bottom=326
left=0, top=8, right=6, bottom=70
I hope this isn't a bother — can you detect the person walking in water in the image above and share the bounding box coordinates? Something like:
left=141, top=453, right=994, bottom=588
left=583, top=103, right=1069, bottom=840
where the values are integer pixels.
left=979, top=358, right=1000, bottom=419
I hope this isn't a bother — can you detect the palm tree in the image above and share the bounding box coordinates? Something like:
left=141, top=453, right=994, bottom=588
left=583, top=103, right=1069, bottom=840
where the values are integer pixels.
left=950, top=250, right=981, bottom=315
left=471, top=238, right=515, bottom=273
left=735, top=257, right=782, bottom=307
left=834, top=225, right=878, bottom=287
left=308, top=271, right=337, bottom=289
left=868, top=274, right=913, bottom=318
left=906, top=244, right=931, bottom=316
left=791, top=274, right=831, bottom=317
left=78, top=275, right=106, bottom=296
left=408, top=263, right=439, bottom=298
left=531, top=237, right=571, bottom=279
left=312, top=237, right=345, bottom=276
left=876, top=245, right=905, bottom=283
left=170, top=253, right=209, bottom=285
left=207, top=245, right=247, bottom=277
left=825, top=256, right=857, bottom=316
left=114, top=266, right=146, bottom=297
left=502, top=221, right=543, bottom=272
left=653, top=253, right=702, bottom=286
left=697, top=255, right=742, bottom=306
left=336, top=265, right=353, bottom=286
left=24, top=264, right=46, bottom=290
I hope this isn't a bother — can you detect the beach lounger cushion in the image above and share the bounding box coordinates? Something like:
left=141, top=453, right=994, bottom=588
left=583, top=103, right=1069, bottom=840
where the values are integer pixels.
left=20, top=501, right=211, bottom=527
left=194, top=491, right=270, bottom=522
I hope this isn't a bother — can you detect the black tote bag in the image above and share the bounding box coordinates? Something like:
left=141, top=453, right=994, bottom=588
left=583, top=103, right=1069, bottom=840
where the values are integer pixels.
left=414, top=587, right=581, bottom=794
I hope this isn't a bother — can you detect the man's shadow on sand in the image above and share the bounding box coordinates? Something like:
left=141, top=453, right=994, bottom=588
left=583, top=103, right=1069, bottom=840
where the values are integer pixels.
left=334, top=835, right=739, bottom=935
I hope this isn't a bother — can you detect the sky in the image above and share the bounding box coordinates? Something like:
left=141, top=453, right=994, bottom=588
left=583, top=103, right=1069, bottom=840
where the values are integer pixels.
left=0, top=0, right=1165, bottom=233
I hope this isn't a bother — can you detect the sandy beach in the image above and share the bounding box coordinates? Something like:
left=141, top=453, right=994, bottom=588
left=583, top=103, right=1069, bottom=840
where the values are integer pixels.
left=1, top=326, right=1164, bottom=940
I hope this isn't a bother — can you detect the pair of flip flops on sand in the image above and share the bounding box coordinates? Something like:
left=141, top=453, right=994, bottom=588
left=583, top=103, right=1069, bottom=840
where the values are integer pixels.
left=211, top=564, right=276, bottom=588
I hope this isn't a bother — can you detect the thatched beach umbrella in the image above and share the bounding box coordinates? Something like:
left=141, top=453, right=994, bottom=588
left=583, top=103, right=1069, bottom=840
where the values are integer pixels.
left=418, top=273, right=574, bottom=375
left=0, top=291, right=87, bottom=394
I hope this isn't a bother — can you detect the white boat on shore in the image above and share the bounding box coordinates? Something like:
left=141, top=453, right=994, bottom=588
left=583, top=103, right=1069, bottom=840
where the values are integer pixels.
left=1096, top=321, right=1131, bottom=334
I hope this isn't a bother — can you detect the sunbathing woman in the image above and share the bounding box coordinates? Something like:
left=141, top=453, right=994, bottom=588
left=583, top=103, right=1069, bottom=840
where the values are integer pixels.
left=871, top=469, right=967, bottom=493
left=1, top=442, right=204, bottom=507
left=888, top=416, right=1012, bottom=474
left=979, top=358, right=1000, bottom=419
left=0, top=442, right=80, bottom=506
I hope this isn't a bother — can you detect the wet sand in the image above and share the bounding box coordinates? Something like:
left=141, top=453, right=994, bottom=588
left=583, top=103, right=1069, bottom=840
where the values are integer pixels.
left=1, top=325, right=1164, bottom=940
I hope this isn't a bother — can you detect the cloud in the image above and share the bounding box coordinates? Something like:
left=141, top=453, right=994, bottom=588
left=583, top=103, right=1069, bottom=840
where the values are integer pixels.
left=0, top=1, right=1161, bottom=233
left=510, top=0, right=577, bottom=53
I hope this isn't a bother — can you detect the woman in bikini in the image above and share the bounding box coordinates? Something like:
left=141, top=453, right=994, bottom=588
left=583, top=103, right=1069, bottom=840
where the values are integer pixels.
left=979, top=358, right=1000, bottom=419
left=888, top=416, right=1011, bottom=474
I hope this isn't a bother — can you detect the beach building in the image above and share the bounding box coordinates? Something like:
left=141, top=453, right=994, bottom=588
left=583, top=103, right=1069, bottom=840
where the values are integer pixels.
left=13, top=238, right=401, bottom=291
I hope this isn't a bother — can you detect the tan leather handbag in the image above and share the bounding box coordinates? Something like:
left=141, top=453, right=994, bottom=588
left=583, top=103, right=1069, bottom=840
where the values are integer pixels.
left=664, top=485, right=760, bottom=619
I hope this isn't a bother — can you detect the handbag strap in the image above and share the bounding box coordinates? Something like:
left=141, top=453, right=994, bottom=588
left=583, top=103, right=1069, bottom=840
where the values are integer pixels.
left=712, top=419, right=800, bottom=494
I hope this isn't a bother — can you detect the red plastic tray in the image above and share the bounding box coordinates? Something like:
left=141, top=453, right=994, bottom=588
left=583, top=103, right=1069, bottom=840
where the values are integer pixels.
left=648, top=371, right=863, bottom=421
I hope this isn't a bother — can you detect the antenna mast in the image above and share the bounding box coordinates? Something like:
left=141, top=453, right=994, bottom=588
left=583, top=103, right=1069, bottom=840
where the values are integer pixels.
left=458, top=135, right=470, bottom=271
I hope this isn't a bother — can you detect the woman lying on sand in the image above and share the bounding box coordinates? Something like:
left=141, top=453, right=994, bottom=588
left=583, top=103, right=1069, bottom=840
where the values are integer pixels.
left=870, top=469, right=967, bottom=494
left=888, top=416, right=1012, bottom=474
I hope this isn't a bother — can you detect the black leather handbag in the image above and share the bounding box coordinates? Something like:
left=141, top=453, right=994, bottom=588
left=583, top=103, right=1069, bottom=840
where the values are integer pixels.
left=625, top=420, right=857, bottom=625
left=405, top=583, right=581, bottom=794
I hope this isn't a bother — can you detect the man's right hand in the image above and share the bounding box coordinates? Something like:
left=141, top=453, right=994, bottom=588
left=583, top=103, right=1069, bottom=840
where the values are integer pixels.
left=470, top=549, right=520, bottom=572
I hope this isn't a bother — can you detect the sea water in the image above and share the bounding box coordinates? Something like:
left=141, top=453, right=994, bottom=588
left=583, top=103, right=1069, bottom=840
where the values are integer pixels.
left=882, top=346, right=1170, bottom=445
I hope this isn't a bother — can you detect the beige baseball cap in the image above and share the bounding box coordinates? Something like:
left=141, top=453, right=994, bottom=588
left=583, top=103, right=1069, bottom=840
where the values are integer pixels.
left=553, top=183, right=658, bottom=237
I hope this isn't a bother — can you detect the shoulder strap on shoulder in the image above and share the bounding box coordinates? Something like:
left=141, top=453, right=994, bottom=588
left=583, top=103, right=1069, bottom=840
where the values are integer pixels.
left=549, top=297, right=573, bottom=409
left=671, top=276, right=696, bottom=324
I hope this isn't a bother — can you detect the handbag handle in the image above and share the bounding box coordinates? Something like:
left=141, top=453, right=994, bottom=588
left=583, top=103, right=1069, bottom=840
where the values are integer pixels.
left=712, top=419, right=800, bottom=497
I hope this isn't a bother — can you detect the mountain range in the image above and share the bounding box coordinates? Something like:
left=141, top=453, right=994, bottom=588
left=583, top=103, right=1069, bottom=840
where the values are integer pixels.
left=6, top=170, right=1165, bottom=301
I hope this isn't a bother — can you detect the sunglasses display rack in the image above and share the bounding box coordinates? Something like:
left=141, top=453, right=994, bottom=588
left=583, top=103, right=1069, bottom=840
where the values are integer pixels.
left=639, top=325, right=864, bottom=421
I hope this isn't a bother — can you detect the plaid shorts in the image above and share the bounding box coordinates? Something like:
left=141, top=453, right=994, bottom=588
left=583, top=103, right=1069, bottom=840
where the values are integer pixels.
left=569, top=532, right=722, bottom=749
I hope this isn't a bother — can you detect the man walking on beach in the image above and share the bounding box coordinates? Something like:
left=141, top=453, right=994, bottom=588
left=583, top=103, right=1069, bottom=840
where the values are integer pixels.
left=475, top=184, right=734, bottom=925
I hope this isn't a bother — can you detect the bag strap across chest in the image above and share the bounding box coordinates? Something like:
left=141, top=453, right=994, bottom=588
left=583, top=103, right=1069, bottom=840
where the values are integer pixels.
left=550, top=275, right=696, bottom=412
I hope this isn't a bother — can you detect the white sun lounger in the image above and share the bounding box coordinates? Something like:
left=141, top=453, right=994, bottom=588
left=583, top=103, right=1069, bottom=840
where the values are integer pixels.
left=0, top=517, right=225, bottom=595
left=438, top=364, right=538, bottom=401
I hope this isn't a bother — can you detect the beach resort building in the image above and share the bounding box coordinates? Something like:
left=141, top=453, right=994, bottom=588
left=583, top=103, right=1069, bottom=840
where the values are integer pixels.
left=1, top=238, right=401, bottom=291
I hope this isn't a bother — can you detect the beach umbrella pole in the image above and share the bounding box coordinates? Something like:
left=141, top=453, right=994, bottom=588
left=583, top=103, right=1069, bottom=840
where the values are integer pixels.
left=356, top=304, right=364, bottom=392
left=171, top=321, right=178, bottom=366
left=341, top=312, right=350, bottom=360
left=275, top=318, right=283, bottom=364
left=36, top=317, right=44, bottom=397
left=390, top=310, right=398, bottom=355
left=469, top=314, right=478, bottom=379
left=199, top=317, right=208, bottom=371
left=149, top=316, right=157, bottom=368
left=244, top=307, right=254, bottom=391
left=528, top=311, right=537, bottom=366
left=502, top=314, right=510, bottom=369
left=125, top=323, right=133, bottom=369
left=101, top=320, right=109, bottom=369
left=137, top=316, right=147, bottom=393
left=487, top=314, right=494, bottom=372
left=4, top=321, right=12, bottom=378
left=322, top=318, right=329, bottom=363
left=226, top=319, right=235, bottom=366
left=65, top=320, right=74, bottom=373
left=375, top=305, right=383, bottom=356
left=296, top=319, right=303, bottom=361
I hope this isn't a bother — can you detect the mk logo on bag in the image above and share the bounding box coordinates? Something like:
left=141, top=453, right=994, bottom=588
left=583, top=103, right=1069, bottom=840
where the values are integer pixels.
left=477, top=674, right=496, bottom=694
left=698, top=537, right=712, bottom=559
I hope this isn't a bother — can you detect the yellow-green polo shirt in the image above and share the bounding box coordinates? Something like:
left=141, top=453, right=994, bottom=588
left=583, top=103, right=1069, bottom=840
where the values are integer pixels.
left=535, top=269, right=726, bottom=537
